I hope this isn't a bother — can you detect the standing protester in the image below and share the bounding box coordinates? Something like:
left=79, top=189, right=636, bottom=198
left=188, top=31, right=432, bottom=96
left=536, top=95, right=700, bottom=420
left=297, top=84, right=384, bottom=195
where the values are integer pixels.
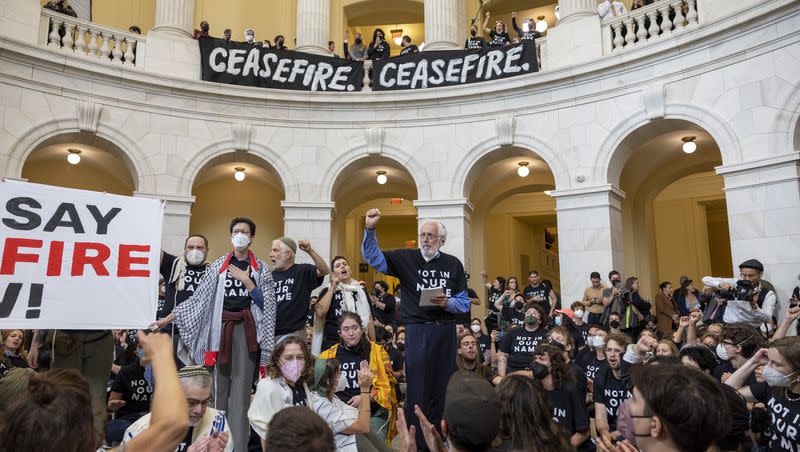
left=248, top=337, right=314, bottom=450
left=106, top=344, right=154, bottom=445
left=243, top=29, right=258, bottom=46
left=193, top=21, right=209, bottom=39
left=370, top=281, right=397, bottom=327
left=481, top=272, right=505, bottom=333
left=222, top=29, right=232, bottom=41
left=314, top=256, right=374, bottom=353
left=269, top=237, right=329, bottom=345
left=123, top=365, right=232, bottom=451
left=399, top=36, right=419, bottom=56
left=43, top=0, right=77, bottom=17
left=582, top=271, right=607, bottom=326
left=655, top=281, right=677, bottom=336
left=273, top=35, right=288, bottom=50
left=328, top=41, right=340, bottom=58
left=152, top=235, right=211, bottom=365
left=597, top=0, right=628, bottom=20
left=601, top=270, right=623, bottom=324
left=465, top=21, right=486, bottom=50
left=482, top=12, right=511, bottom=47
left=320, top=312, right=398, bottom=444
left=368, top=29, right=390, bottom=60
left=497, top=304, right=547, bottom=376
left=361, top=208, right=469, bottom=450
left=344, top=30, right=367, bottom=61
left=620, top=277, right=651, bottom=339
left=593, top=334, right=632, bottom=438
left=174, top=217, right=277, bottom=451
left=510, top=12, right=542, bottom=42
left=523, top=270, right=557, bottom=317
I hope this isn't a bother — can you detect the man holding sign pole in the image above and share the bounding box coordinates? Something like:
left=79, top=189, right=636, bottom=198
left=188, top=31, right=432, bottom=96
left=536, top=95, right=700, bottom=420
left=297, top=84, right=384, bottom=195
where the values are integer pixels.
left=173, top=217, right=277, bottom=450
left=361, top=208, right=469, bottom=451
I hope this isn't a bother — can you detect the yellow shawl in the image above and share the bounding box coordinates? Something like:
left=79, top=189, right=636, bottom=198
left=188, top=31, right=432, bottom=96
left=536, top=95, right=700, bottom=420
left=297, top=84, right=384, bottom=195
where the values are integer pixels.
left=320, top=341, right=398, bottom=443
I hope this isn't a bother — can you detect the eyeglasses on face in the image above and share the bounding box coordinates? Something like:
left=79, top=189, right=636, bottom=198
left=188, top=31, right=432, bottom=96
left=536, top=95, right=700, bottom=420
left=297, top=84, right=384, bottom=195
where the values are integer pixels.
left=187, top=396, right=213, bottom=408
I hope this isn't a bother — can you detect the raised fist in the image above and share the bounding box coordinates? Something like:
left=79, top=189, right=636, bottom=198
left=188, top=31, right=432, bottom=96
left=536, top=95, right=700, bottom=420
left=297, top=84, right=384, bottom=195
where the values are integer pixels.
left=365, top=208, right=381, bottom=229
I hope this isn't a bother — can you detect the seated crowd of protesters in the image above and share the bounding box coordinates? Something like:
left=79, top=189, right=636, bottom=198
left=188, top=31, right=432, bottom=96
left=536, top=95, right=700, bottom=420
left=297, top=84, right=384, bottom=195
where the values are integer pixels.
left=1, top=211, right=798, bottom=452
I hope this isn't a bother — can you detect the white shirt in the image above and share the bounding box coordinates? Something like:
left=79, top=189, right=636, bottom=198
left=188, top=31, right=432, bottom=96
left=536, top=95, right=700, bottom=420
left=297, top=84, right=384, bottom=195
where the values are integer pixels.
left=597, top=1, right=628, bottom=20
left=702, top=276, right=776, bottom=329
left=311, top=396, right=359, bottom=452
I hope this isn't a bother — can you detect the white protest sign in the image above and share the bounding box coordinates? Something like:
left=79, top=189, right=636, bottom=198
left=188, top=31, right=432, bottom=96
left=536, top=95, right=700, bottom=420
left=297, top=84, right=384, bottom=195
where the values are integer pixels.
left=0, top=180, right=163, bottom=329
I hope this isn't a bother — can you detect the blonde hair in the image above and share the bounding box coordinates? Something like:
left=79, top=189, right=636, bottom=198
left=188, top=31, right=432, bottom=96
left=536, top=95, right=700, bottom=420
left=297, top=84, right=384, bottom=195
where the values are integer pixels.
left=1, top=329, right=27, bottom=360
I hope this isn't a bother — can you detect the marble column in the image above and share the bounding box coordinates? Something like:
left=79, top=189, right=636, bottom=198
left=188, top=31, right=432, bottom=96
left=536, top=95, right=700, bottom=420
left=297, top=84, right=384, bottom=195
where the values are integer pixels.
left=547, top=0, right=603, bottom=70
left=423, top=0, right=465, bottom=52
left=414, top=199, right=473, bottom=270
left=134, top=193, right=195, bottom=256
left=295, top=0, right=331, bottom=56
left=151, top=0, right=195, bottom=38
left=551, top=185, right=625, bottom=307
left=558, top=0, right=599, bottom=23
left=281, top=201, right=336, bottom=266
left=717, top=154, right=800, bottom=334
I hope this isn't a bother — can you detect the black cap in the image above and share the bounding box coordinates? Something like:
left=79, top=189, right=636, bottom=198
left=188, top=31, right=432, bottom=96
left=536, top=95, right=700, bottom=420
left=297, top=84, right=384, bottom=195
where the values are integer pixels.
left=443, top=371, right=500, bottom=446
left=739, top=259, right=764, bottom=272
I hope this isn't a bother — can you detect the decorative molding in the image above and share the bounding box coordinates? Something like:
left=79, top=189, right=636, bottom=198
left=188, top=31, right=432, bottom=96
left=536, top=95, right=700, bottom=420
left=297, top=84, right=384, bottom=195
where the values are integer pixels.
left=643, top=84, right=666, bottom=121
left=495, top=116, right=516, bottom=146
left=232, top=122, right=253, bottom=151
left=365, top=127, right=384, bottom=155
left=76, top=100, right=102, bottom=133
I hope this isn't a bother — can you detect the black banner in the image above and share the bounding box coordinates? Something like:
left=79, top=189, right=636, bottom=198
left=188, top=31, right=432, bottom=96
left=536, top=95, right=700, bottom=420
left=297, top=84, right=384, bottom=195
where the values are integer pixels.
left=199, top=37, right=363, bottom=92
left=372, top=42, right=538, bottom=91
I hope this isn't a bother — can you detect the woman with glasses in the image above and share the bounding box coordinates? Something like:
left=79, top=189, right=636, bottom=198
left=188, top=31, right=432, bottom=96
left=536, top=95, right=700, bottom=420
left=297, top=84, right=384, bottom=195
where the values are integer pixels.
left=248, top=337, right=314, bottom=450
left=320, top=312, right=398, bottom=446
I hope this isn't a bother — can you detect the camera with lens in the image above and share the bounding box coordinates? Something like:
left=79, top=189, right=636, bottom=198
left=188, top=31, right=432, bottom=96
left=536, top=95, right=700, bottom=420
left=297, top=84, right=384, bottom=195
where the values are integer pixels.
left=513, top=300, right=524, bottom=311
left=717, top=279, right=758, bottom=301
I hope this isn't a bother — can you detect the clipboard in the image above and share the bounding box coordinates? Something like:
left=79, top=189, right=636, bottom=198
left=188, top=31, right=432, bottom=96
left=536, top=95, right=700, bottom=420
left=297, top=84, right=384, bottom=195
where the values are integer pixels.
left=419, top=287, right=445, bottom=307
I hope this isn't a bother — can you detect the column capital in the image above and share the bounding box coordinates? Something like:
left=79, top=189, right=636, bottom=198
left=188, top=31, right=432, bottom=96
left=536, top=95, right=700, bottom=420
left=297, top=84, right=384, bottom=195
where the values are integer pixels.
left=281, top=201, right=335, bottom=221
left=133, top=192, right=196, bottom=214
left=295, top=0, right=331, bottom=56
left=151, top=0, right=195, bottom=38
left=716, top=153, right=800, bottom=191
left=423, top=0, right=465, bottom=51
left=413, top=199, right=474, bottom=218
left=550, top=184, right=626, bottom=212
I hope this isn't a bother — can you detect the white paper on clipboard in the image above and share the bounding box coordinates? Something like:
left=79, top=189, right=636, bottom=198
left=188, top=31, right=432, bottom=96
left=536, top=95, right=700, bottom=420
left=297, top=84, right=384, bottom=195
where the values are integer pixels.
left=419, top=287, right=445, bottom=307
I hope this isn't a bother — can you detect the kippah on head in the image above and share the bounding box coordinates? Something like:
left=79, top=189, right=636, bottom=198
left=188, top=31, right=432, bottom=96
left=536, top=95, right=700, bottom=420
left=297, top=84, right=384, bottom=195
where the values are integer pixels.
left=276, top=237, right=297, bottom=254
left=178, top=365, right=210, bottom=379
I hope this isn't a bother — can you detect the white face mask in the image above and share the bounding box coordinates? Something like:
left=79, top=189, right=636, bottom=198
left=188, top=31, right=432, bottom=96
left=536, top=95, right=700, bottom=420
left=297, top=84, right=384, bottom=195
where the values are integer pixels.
left=574, top=309, right=585, bottom=318
left=470, top=324, right=481, bottom=334
left=716, top=343, right=729, bottom=361
left=762, top=366, right=798, bottom=388
left=335, top=372, right=347, bottom=393
left=231, top=233, right=250, bottom=251
left=185, top=249, right=205, bottom=266
left=590, top=336, right=605, bottom=348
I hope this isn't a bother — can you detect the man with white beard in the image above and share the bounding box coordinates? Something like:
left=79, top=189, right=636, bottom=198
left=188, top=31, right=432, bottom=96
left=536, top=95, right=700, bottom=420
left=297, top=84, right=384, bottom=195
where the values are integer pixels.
left=361, top=208, right=469, bottom=450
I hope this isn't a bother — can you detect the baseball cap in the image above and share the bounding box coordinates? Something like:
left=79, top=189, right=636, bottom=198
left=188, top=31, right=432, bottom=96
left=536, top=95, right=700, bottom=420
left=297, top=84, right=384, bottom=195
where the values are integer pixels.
left=443, top=371, right=500, bottom=446
left=555, top=308, right=575, bottom=319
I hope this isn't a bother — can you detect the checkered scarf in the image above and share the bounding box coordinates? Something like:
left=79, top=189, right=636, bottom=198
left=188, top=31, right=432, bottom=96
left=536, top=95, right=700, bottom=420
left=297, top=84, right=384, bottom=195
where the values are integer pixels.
left=174, top=251, right=277, bottom=367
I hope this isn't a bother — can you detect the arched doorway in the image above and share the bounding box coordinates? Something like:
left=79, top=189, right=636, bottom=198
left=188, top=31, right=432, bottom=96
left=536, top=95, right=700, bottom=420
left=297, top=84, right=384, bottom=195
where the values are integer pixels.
left=613, top=119, right=732, bottom=295
left=21, top=133, right=137, bottom=195
left=465, top=146, right=558, bottom=317
left=341, top=0, right=424, bottom=55
left=189, top=152, right=285, bottom=259
left=330, top=155, right=419, bottom=289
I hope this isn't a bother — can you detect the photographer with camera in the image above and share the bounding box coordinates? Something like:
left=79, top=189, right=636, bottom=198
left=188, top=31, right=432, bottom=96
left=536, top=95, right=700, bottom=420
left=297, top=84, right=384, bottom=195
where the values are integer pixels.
left=369, top=281, right=396, bottom=327
left=702, top=259, right=776, bottom=331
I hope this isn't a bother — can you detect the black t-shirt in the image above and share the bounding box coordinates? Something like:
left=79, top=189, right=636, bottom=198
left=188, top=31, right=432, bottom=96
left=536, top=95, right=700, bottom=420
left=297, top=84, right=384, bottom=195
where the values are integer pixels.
left=523, top=284, right=551, bottom=315
left=371, top=293, right=397, bottom=326
left=387, top=345, right=404, bottom=372
left=487, top=288, right=502, bottom=313
left=334, top=344, right=370, bottom=403
left=380, top=249, right=468, bottom=324
left=175, top=426, right=195, bottom=452
left=592, top=363, right=631, bottom=431
left=223, top=255, right=254, bottom=312
left=399, top=44, right=419, bottom=56
left=570, top=361, right=589, bottom=397
left=464, top=36, right=486, bottom=50
left=368, top=40, right=390, bottom=60
left=501, top=305, right=525, bottom=328
left=576, top=323, right=590, bottom=346
left=110, top=362, right=153, bottom=421
left=547, top=383, right=590, bottom=435
left=714, top=360, right=757, bottom=386
left=488, top=30, right=511, bottom=47
left=273, top=263, right=323, bottom=335
left=292, top=384, right=309, bottom=407
left=499, top=326, right=546, bottom=372
left=579, top=351, right=606, bottom=381
left=319, top=286, right=372, bottom=350
left=160, top=252, right=208, bottom=322
left=475, top=333, right=492, bottom=364
left=750, top=382, right=800, bottom=451
left=517, top=30, right=541, bottom=41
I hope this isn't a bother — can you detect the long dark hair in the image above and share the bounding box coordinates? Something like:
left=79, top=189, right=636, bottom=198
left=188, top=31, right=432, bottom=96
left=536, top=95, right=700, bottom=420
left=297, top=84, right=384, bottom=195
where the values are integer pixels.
left=269, top=336, right=313, bottom=384
left=534, top=343, right=574, bottom=390
left=0, top=369, right=96, bottom=451
left=497, top=375, right=571, bottom=452
left=371, top=28, right=385, bottom=44
left=337, top=311, right=370, bottom=361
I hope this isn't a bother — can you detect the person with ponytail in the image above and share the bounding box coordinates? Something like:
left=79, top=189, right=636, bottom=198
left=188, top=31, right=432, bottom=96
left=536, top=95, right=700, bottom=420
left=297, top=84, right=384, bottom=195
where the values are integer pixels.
left=248, top=336, right=315, bottom=451
left=320, top=312, right=397, bottom=446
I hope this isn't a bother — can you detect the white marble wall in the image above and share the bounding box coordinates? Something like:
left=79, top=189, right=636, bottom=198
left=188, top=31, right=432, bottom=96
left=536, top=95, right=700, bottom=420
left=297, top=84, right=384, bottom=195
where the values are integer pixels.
left=0, top=0, right=799, bottom=327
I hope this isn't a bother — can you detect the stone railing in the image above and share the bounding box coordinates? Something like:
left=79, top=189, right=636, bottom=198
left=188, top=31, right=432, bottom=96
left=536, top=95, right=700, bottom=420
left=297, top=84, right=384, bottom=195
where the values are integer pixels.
left=40, top=9, right=145, bottom=67
left=602, top=0, right=699, bottom=54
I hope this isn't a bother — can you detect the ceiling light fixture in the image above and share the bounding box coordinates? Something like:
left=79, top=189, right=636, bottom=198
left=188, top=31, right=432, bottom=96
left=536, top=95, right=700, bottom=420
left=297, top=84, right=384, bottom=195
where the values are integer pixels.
left=517, top=161, right=530, bottom=177
left=234, top=167, right=246, bottom=181
left=543, top=190, right=552, bottom=196
left=682, top=136, right=697, bottom=154
left=376, top=170, right=387, bottom=185
left=391, top=28, right=403, bottom=46
left=535, top=16, right=548, bottom=33
left=67, top=148, right=81, bottom=165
